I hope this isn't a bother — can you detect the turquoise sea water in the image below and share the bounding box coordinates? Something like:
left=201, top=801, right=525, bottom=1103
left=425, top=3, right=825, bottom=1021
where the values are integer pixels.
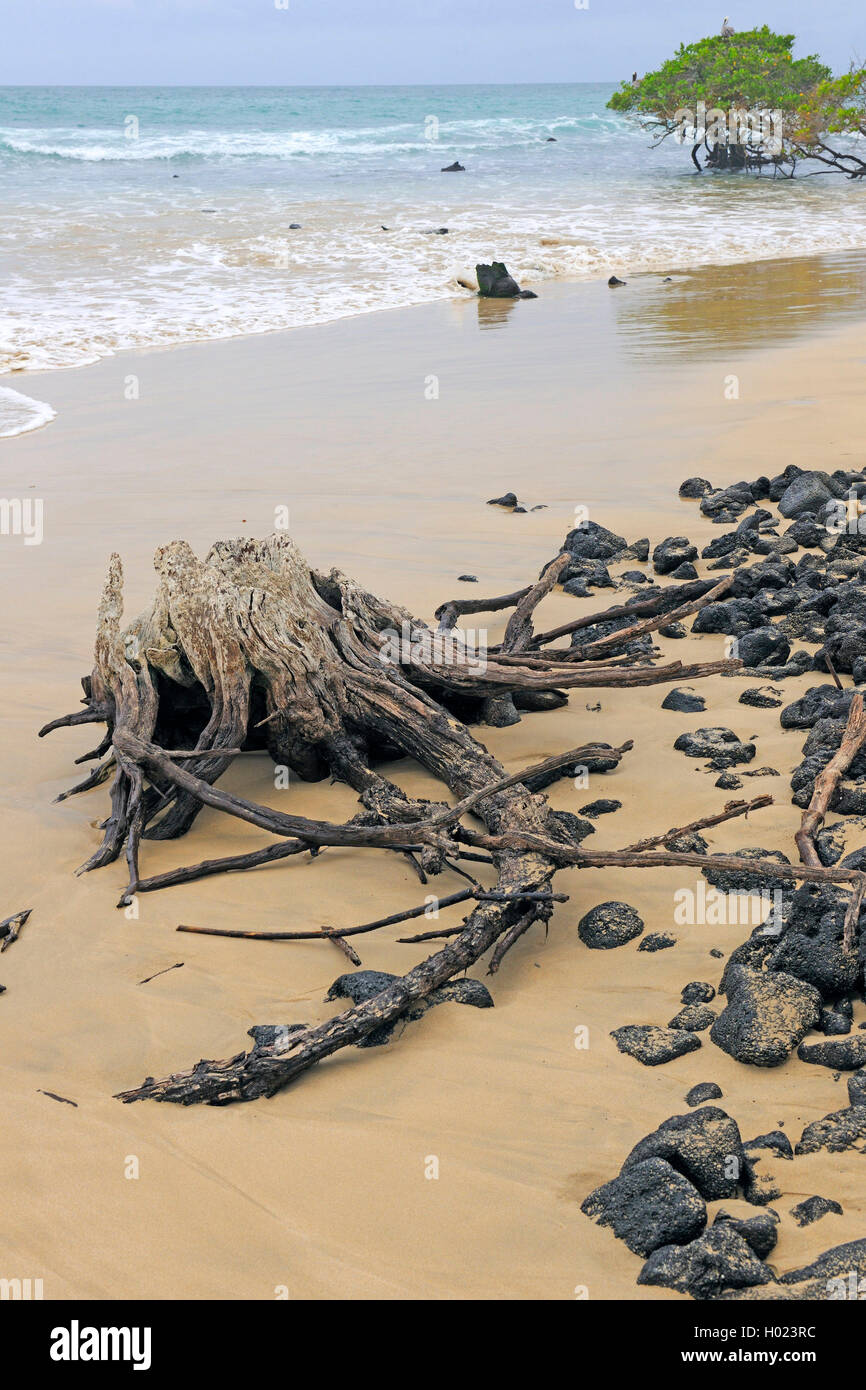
left=1, top=84, right=865, bottom=431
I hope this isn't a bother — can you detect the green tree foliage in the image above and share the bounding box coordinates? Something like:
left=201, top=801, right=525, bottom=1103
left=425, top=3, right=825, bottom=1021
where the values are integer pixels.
left=609, top=27, right=830, bottom=125
left=606, top=26, right=866, bottom=176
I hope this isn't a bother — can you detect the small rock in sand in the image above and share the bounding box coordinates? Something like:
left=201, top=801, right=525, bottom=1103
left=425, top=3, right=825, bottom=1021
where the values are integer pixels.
left=578, top=901, right=644, bottom=949
left=791, top=1195, right=843, bottom=1227
left=611, top=1025, right=701, bottom=1065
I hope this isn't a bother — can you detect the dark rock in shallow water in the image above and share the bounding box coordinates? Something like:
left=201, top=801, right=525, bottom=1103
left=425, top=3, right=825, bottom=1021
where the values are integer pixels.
left=578, top=901, right=643, bottom=949
left=457, top=574, right=477, bottom=583
left=637, top=1225, right=773, bottom=1299
left=611, top=1025, right=701, bottom=1065
left=739, top=685, right=783, bottom=709
left=686, top=1082, right=723, bottom=1107
left=325, top=970, right=492, bottom=1046
left=669, top=1005, right=716, bottom=1032
left=652, top=536, right=698, bottom=575
left=796, top=1104, right=866, bottom=1156
left=662, top=687, right=705, bottom=713
left=608, top=275, right=626, bottom=287
left=579, top=798, right=621, bottom=817
left=792, top=1195, right=843, bottom=1228
left=674, top=727, right=756, bottom=770
left=476, top=261, right=537, bottom=299
left=679, top=477, right=713, bottom=499
left=639, top=932, right=677, bottom=952
left=710, top=965, right=821, bottom=1067
left=621, top=1106, right=745, bottom=1201
left=487, top=491, right=518, bottom=508
left=682, top=982, right=716, bottom=1005
left=798, top=1034, right=866, bottom=1071
left=713, top=1209, right=779, bottom=1259
left=660, top=621, right=687, bottom=638
left=744, top=1130, right=793, bottom=1161
left=670, top=561, right=699, bottom=579
left=442, top=160, right=465, bottom=171
left=580, top=1157, right=707, bottom=1256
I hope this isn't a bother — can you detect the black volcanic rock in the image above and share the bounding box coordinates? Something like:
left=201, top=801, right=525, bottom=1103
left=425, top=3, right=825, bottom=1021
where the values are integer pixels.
left=580, top=1157, right=707, bottom=1256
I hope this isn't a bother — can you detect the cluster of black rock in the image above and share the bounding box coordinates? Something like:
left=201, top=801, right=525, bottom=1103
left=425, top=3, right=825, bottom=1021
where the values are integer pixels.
left=569, top=466, right=866, bottom=1298
left=581, top=1095, right=864, bottom=1298
left=558, top=465, right=866, bottom=685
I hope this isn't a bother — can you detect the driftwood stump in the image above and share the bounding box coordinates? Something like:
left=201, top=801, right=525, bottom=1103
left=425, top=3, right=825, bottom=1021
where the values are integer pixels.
left=40, top=535, right=860, bottom=1105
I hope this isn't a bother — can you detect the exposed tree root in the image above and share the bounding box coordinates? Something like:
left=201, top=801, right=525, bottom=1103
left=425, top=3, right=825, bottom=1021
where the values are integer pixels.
left=42, top=532, right=850, bottom=1106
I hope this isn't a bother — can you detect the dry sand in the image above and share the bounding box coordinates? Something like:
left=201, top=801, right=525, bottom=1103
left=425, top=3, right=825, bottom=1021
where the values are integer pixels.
left=1, top=253, right=866, bottom=1299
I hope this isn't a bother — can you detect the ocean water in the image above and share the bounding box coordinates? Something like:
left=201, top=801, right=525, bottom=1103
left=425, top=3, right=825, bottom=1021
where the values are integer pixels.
left=2, top=83, right=866, bottom=435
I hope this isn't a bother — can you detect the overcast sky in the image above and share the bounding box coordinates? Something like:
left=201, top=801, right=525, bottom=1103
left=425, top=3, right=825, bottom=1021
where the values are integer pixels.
left=2, top=0, right=863, bottom=87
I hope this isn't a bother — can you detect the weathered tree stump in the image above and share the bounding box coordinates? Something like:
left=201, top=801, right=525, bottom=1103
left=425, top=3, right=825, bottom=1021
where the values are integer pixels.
left=40, top=534, right=853, bottom=1105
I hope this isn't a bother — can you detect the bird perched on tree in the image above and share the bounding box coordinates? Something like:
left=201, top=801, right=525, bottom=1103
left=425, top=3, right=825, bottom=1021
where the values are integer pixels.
left=721, top=16, right=735, bottom=36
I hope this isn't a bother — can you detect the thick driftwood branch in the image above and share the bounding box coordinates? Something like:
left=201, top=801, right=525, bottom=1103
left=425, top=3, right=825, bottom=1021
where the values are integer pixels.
left=795, top=693, right=866, bottom=867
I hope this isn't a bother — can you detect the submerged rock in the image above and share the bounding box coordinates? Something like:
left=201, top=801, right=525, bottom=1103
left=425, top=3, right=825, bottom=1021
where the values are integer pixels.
left=581, top=1157, right=707, bottom=1256
left=476, top=261, right=537, bottom=299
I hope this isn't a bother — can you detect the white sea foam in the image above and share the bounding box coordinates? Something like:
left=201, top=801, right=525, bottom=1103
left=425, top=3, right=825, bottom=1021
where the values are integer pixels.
left=0, top=386, right=56, bottom=439
left=2, top=92, right=866, bottom=381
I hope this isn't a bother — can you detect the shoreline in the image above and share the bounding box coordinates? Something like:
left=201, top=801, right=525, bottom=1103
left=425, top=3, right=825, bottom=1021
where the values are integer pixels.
left=1, top=254, right=866, bottom=1298
left=5, top=245, right=866, bottom=434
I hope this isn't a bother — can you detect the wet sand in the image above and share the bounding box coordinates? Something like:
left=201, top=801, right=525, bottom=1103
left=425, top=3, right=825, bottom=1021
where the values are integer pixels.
left=2, top=253, right=866, bottom=1299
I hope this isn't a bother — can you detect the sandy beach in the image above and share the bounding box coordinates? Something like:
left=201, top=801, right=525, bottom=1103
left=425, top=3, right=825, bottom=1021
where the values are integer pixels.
left=0, top=252, right=864, bottom=1299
